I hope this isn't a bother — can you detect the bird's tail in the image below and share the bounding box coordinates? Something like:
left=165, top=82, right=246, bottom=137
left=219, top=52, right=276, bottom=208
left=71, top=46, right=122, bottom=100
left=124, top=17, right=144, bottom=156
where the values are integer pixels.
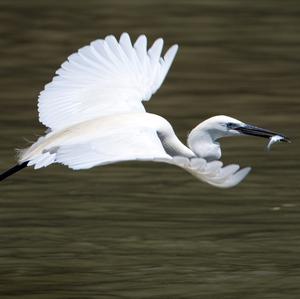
left=0, top=161, right=28, bottom=182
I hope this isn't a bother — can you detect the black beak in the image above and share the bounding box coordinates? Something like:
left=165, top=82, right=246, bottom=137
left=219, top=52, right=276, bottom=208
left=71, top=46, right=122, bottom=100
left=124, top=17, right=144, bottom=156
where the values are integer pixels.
left=235, top=124, right=290, bottom=143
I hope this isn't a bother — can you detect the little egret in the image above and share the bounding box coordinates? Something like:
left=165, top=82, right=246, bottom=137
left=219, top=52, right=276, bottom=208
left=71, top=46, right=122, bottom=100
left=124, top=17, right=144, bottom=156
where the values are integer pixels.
left=0, top=33, right=290, bottom=187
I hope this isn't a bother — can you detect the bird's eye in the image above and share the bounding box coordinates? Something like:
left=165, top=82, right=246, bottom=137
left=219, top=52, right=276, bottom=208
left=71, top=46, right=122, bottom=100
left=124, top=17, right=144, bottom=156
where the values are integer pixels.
left=227, top=122, right=237, bottom=129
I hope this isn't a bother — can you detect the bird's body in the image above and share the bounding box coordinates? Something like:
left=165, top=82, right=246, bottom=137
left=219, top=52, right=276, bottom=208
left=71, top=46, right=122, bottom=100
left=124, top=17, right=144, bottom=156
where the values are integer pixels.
left=1, top=33, right=289, bottom=187
left=19, top=112, right=186, bottom=166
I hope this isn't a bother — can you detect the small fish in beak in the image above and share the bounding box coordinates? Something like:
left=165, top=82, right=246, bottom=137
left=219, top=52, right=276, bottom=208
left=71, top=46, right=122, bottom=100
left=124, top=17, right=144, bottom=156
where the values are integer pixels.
left=233, top=123, right=291, bottom=150
left=267, top=135, right=291, bottom=151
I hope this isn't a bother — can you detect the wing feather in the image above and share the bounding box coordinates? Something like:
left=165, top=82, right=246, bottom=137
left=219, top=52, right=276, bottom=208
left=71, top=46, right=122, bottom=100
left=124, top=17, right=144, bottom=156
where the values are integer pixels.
left=169, top=157, right=251, bottom=188
left=38, top=33, right=178, bottom=131
left=55, top=127, right=171, bottom=170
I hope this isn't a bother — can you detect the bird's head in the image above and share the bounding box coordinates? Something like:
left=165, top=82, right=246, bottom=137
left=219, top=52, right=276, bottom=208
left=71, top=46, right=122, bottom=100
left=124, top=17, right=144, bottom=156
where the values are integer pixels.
left=187, top=115, right=290, bottom=160
left=194, top=115, right=290, bottom=141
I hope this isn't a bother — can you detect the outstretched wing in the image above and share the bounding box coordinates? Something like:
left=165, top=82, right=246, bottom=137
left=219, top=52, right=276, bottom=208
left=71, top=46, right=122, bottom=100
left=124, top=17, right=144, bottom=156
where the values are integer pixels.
left=20, top=115, right=172, bottom=170
left=50, top=131, right=249, bottom=188
left=162, top=157, right=251, bottom=188
left=54, top=126, right=171, bottom=170
left=25, top=139, right=250, bottom=188
left=38, top=33, right=178, bottom=131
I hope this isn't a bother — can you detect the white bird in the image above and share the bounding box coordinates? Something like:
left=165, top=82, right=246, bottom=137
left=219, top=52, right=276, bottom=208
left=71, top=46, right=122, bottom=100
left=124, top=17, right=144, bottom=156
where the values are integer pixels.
left=0, top=33, right=289, bottom=187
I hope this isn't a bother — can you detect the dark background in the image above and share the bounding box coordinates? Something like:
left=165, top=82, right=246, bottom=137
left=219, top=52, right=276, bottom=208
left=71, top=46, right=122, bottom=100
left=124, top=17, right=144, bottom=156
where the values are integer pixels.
left=0, top=0, right=299, bottom=298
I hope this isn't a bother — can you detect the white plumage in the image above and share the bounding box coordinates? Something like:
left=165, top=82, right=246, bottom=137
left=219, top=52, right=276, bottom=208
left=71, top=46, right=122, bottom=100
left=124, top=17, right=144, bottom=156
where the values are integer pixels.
left=15, top=33, right=289, bottom=188
left=38, top=33, right=178, bottom=131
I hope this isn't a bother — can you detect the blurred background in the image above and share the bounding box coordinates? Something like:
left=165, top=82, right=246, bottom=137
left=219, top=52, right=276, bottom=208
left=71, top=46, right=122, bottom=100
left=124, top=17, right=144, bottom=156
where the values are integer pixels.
left=0, top=0, right=299, bottom=298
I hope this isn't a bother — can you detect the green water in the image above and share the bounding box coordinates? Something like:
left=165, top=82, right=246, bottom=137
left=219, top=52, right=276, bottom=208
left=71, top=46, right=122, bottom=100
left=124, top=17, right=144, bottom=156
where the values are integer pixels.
left=0, top=0, right=299, bottom=298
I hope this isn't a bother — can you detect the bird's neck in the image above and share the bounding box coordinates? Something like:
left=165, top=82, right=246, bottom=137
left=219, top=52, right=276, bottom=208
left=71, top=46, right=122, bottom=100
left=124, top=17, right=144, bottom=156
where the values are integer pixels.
left=161, top=133, right=196, bottom=158
left=187, top=126, right=221, bottom=161
left=152, top=114, right=195, bottom=158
